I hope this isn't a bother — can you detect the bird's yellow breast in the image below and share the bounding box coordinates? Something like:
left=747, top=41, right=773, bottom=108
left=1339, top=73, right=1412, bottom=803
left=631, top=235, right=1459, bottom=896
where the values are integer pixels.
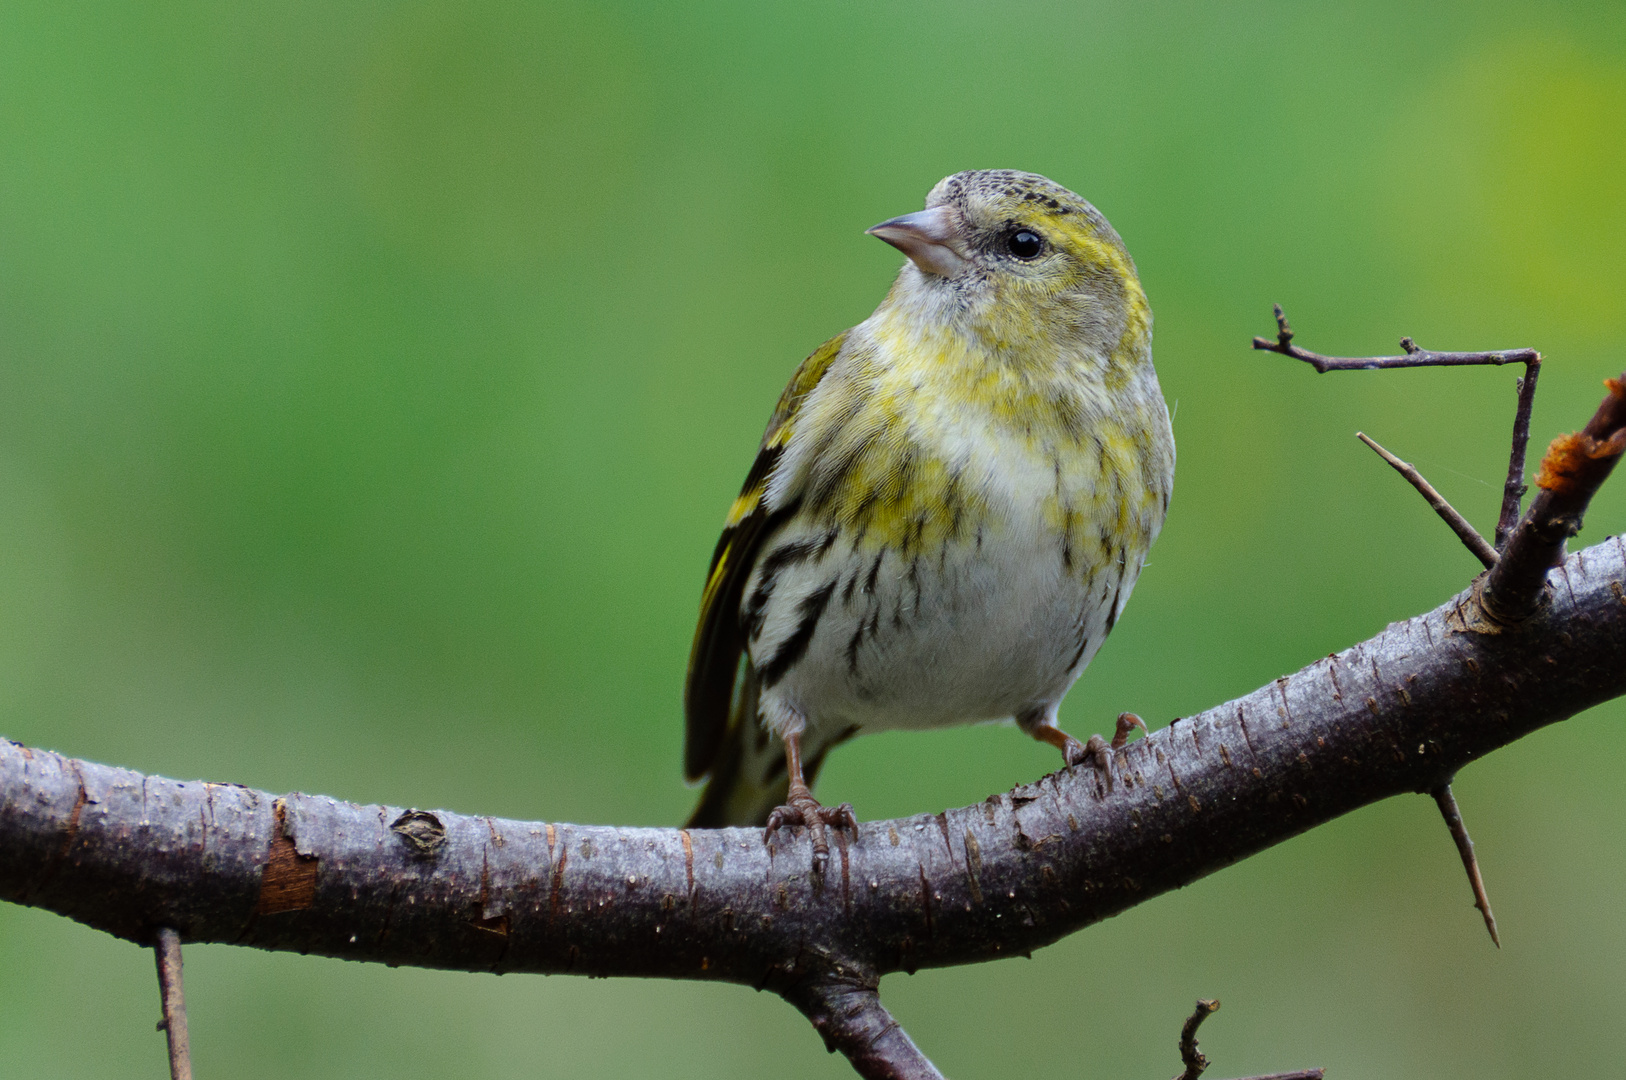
left=775, top=287, right=1168, bottom=584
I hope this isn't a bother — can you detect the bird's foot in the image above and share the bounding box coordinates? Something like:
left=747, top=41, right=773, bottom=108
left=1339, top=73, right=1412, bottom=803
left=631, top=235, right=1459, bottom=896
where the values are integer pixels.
left=1058, top=732, right=1115, bottom=791
left=764, top=788, right=856, bottom=874
left=1051, top=714, right=1146, bottom=792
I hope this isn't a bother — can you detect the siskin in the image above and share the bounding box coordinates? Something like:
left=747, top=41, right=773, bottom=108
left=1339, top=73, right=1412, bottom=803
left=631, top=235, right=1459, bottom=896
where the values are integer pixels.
left=683, top=170, right=1174, bottom=868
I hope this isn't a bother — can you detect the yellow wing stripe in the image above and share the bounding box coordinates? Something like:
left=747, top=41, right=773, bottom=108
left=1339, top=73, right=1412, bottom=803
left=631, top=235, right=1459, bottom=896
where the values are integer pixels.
left=683, top=330, right=848, bottom=781
left=724, top=487, right=761, bottom=528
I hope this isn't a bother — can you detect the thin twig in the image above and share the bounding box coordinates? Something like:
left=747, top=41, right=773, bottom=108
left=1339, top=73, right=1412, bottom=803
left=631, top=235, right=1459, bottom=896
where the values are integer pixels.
left=1495, top=360, right=1543, bottom=549
left=1355, top=432, right=1498, bottom=569
left=1174, top=999, right=1220, bottom=1080
left=1254, top=304, right=1539, bottom=373
left=1253, top=304, right=1540, bottom=551
left=1169, top=999, right=1324, bottom=1080
left=1431, top=784, right=1500, bottom=948
left=154, top=927, right=193, bottom=1080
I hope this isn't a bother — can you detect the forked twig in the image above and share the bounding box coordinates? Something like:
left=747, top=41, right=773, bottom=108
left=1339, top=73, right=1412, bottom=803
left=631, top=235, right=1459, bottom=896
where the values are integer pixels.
left=1257, top=307, right=1539, bottom=950
left=1257, top=305, right=1542, bottom=550
left=1355, top=433, right=1497, bottom=569
left=1432, top=784, right=1500, bottom=947
left=154, top=927, right=193, bottom=1080
left=1253, top=304, right=1538, bottom=374
left=1168, top=999, right=1325, bottom=1080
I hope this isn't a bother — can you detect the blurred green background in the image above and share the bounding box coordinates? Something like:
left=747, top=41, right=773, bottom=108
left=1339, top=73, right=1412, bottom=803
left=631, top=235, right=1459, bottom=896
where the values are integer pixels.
left=3, top=1, right=1626, bottom=1077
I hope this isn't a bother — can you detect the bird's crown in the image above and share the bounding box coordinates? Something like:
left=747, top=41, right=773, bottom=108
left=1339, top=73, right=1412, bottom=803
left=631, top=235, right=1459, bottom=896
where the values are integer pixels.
left=926, top=170, right=1127, bottom=259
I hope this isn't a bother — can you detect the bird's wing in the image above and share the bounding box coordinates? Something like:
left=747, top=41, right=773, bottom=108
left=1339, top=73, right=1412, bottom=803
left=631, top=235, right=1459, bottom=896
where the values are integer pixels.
left=683, top=330, right=848, bottom=781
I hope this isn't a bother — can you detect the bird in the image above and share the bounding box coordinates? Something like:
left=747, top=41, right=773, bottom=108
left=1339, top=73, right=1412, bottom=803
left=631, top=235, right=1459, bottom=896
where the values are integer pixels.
left=682, top=169, right=1174, bottom=870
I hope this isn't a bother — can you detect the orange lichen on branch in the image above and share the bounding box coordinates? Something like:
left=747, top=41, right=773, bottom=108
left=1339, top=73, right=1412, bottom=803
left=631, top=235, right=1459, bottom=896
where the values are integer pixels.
left=1533, top=375, right=1626, bottom=494
left=1534, top=429, right=1626, bottom=494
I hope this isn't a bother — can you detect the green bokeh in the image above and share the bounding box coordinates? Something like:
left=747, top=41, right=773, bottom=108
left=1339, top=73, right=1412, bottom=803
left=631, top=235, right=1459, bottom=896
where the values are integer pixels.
left=4, top=2, right=1626, bottom=1077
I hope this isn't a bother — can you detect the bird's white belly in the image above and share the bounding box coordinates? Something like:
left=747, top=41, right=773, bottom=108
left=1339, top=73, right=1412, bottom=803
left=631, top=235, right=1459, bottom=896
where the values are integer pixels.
left=746, top=449, right=1131, bottom=740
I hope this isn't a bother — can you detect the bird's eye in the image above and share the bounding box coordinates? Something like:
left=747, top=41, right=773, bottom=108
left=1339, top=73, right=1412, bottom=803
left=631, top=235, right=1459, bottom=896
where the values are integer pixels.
left=1007, top=230, right=1043, bottom=259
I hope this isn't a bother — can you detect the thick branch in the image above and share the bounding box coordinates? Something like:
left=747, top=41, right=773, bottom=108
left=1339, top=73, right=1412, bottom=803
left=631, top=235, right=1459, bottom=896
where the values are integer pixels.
left=5, top=537, right=1624, bottom=1000
left=7, top=365, right=1626, bottom=1079
left=785, top=975, right=943, bottom=1080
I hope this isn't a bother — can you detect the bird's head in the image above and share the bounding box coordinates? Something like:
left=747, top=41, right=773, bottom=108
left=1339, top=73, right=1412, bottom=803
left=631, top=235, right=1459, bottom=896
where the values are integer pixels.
left=867, top=170, right=1148, bottom=366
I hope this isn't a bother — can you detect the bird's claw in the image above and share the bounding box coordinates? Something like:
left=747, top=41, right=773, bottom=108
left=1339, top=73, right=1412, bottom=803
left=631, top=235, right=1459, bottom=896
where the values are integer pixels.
left=1057, top=712, right=1149, bottom=793
left=764, top=791, right=857, bottom=874
left=1112, top=712, right=1147, bottom=749
left=1060, top=732, right=1118, bottom=792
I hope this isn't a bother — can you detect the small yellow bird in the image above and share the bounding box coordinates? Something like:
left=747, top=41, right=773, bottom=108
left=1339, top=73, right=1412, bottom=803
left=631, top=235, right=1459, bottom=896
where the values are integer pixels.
left=683, top=170, right=1174, bottom=867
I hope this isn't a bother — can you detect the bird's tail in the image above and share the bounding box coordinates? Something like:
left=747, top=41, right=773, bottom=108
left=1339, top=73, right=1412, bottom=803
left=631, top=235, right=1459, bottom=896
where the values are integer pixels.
left=686, top=669, right=789, bottom=828
left=685, top=671, right=841, bottom=828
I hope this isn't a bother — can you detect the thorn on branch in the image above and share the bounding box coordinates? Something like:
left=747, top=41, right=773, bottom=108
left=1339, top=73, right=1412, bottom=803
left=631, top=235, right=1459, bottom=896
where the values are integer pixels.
left=154, top=927, right=193, bottom=1080
left=1431, top=784, right=1500, bottom=948
left=1251, top=305, right=1545, bottom=578
left=1355, top=432, right=1498, bottom=569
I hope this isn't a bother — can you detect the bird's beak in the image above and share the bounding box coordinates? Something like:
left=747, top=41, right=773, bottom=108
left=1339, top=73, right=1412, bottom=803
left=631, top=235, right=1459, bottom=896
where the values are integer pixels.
left=866, top=206, right=970, bottom=278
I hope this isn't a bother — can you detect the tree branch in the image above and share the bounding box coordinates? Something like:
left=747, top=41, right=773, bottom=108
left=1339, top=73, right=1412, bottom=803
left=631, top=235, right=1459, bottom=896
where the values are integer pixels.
left=4, top=527, right=1625, bottom=1073
left=786, top=975, right=943, bottom=1080
left=1255, top=304, right=1546, bottom=556
left=1175, top=999, right=1220, bottom=1080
